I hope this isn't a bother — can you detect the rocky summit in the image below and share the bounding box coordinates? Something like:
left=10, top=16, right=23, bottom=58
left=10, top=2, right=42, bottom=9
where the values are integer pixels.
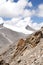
left=0, top=27, right=43, bottom=65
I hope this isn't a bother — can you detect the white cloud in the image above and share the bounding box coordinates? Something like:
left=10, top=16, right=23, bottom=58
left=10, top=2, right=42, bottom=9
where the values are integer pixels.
left=34, top=4, right=43, bottom=17
left=3, top=17, right=43, bottom=34
left=0, top=0, right=43, bottom=34
left=0, top=0, right=34, bottom=18
left=0, top=0, right=6, bottom=5
left=28, top=2, right=32, bottom=7
left=4, top=17, right=31, bottom=27
left=38, top=4, right=43, bottom=17
left=3, top=17, right=34, bottom=34
left=0, top=17, right=4, bottom=24
left=23, top=9, right=32, bottom=17
left=29, top=22, right=43, bottom=30
left=0, top=0, right=29, bottom=18
left=0, top=16, right=43, bottom=34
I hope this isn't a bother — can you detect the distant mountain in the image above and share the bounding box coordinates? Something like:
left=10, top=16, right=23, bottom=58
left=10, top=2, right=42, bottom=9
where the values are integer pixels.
left=0, top=26, right=26, bottom=54
left=26, top=25, right=36, bottom=31
left=0, top=23, right=4, bottom=28
left=3, top=23, right=35, bottom=34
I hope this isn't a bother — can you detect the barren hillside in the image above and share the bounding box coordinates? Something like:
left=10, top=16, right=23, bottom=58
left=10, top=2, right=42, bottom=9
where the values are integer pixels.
left=0, top=25, right=26, bottom=55
left=0, top=27, right=43, bottom=65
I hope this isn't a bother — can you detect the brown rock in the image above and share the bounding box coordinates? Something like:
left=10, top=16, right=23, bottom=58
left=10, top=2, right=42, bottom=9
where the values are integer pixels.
left=25, top=31, right=42, bottom=47
left=16, top=39, right=25, bottom=50
left=0, top=60, right=5, bottom=65
left=0, top=27, right=43, bottom=65
left=11, top=39, right=25, bottom=59
left=41, top=27, right=43, bottom=38
left=0, top=59, right=9, bottom=65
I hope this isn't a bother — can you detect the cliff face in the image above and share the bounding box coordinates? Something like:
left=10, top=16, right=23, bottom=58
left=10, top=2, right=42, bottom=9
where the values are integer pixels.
left=0, top=27, right=43, bottom=65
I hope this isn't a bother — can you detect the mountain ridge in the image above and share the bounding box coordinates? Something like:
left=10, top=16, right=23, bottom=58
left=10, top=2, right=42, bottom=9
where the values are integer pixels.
left=0, top=27, right=43, bottom=65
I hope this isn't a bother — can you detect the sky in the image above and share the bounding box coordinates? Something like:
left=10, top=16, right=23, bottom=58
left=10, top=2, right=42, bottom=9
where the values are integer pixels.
left=0, top=0, right=43, bottom=34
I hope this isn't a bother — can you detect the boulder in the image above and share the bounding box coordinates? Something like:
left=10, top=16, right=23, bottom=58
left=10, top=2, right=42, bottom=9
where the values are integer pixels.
left=16, top=39, right=25, bottom=50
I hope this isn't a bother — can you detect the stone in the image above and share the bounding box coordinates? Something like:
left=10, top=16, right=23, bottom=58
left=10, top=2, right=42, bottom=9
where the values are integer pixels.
left=16, top=39, right=25, bottom=50
left=25, top=31, right=42, bottom=47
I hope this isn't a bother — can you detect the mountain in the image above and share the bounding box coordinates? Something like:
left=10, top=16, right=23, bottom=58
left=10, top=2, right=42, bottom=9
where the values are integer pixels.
left=0, top=23, right=4, bottom=28
left=26, top=25, right=36, bottom=31
left=0, top=24, right=26, bottom=55
left=3, top=21, right=36, bottom=34
left=0, top=27, right=43, bottom=65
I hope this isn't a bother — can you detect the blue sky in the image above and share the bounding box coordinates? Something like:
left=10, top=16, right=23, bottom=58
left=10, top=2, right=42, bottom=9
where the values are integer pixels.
left=29, top=0, right=43, bottom=7
left=0, top=0, right=43, bottom=33
left=1, top=0, right=43, bottom=23
left=0, top=0, right=43, bottom=28
left=30, top=0, right=43, bottom=23
left=14, top=0, right=43, bottom=8
left=14, top=0, right=43, bottom=6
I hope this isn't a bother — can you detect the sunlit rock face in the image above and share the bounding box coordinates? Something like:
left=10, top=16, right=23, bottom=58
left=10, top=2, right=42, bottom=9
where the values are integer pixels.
left=25, top=30, right=42, bottom=47
left=0, top=27, right=43, bottom=65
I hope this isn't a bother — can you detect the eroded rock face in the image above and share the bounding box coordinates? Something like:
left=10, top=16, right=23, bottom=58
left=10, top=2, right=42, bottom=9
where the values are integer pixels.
left=0, top=60, right=9, bottom=65
left=0, top=27, right=43, bottom=65
left=16, top=39, right=25, bottom=50
left=10, top=31, right=43, bottom=60
left=25, top=31, right=42, bottom=47
left=40, top=27, right=43, bottom=38
left=11, top=39, right=25, bottom=59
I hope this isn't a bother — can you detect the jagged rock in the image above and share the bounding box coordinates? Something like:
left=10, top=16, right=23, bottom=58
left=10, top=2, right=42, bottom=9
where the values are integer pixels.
left=11, top=39, right=25, bottom=58
left=40, top=27, right=43, bottom=38
left=16, top=39, right=25, bottom=50
left=0, top=27, right=43, bottom=65
left=0, top=56, right=2, bottom=62
left=17, top=59, right=21, bottom=63
left=25, top=31, right=42, bottom=47
left=0, top=60, right=9, bottom=65
left=0, top=60, right=5, bottom=65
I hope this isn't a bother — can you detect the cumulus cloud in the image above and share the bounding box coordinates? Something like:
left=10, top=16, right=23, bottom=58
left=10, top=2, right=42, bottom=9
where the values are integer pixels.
left=28, top=2, right=32, bottom=7
left=34, top=4, right=43, bottom=17
left=0, top=17, right=4, bottom=24
left=0, top=0, right=33, bottom=18
left=29, top=22, right=43, bottom=30
left=38, top=4, right=43, bottom=17
left=3, top=17, right=34, bottom=34
left=0, top=0, right=6, bottom=5
left=3, top=17, right=43, bottom=33
left=0, top=16, right=43, bottom=34
left=0, top=0, right=43, bottom=34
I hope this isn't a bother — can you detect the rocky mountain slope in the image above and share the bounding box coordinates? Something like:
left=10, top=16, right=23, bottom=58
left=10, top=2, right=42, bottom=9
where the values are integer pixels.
left=0, top=27, right=43, bottom=65
left=0, top=25, right=26, bottom=55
